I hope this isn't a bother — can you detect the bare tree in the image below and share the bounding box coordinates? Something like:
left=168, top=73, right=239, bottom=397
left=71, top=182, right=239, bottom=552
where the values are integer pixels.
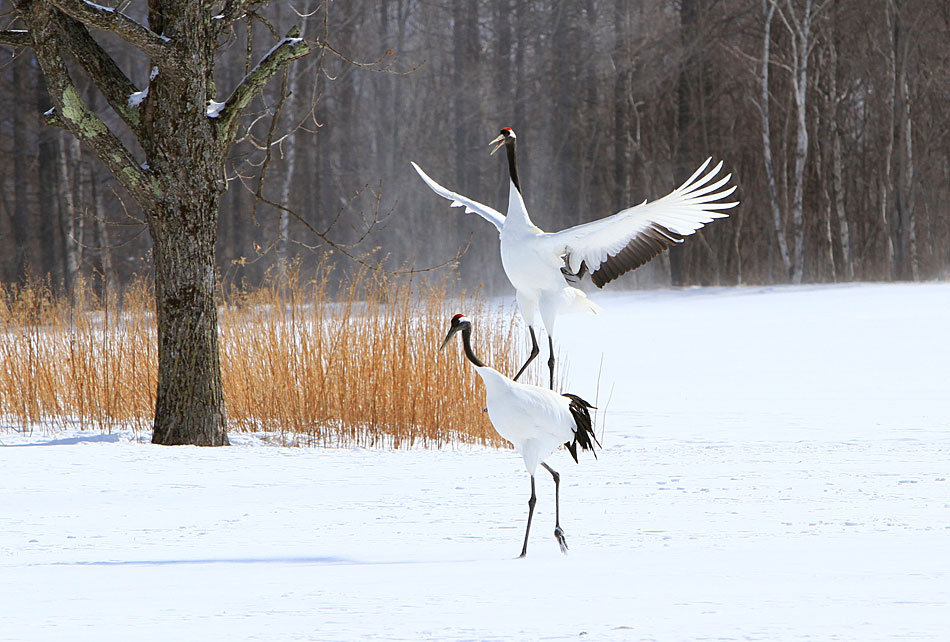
left=10, top=51, right=32, bottom=281
left=886, top=0, right=920, bottom=280
left=757, top=0, right=792, bottom=281
left=779, top=0, right=824, bottom=284
left=824, top=14, right=853, bottom=280
left=56, top=132, right=83, bottom=294
left=2, top=1, right=310, bottom=445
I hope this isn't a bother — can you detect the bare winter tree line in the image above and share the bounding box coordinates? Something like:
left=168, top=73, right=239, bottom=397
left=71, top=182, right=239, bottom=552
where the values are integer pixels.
left=2, top=0, right=949, bottom=295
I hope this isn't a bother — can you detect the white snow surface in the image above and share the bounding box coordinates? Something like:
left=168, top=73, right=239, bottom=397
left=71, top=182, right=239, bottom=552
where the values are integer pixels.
left=2, top=282, right=949, bottom=641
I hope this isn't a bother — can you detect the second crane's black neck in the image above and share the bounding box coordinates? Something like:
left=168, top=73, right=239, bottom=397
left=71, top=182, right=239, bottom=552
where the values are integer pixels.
left=505, top=139, right=522, bottom=194
left=460, top=326, right=486, bottom=368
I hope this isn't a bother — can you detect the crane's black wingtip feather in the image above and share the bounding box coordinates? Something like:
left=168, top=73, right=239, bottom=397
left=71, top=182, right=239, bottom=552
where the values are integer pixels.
left=589, top=223, right=686, bottom=288
left=562, top=393, right=599, bottom=462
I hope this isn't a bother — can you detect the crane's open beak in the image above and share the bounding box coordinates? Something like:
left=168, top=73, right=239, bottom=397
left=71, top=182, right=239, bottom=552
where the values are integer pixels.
left=439, top=325, right=460, bottom=351
left=489, top=134, right=506, bottom=156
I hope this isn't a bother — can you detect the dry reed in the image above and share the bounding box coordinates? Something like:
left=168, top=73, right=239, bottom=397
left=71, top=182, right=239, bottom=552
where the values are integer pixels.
left=0, top=267, right=532, bottom=448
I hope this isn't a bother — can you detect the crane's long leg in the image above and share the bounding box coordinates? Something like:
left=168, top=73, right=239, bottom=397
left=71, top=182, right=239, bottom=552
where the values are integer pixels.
left=547, top=335, right=555, bottom=390
left=519, top=475, right=537, bottom=558
left=541, top=463, right=568, bottom=553
left=513, top=326, right=540, bottom=383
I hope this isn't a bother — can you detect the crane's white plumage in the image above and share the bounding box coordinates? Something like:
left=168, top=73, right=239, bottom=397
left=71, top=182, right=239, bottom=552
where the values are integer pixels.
left=548, top=158, right=736, bottom=284
left=440, top=313, right=598, bottom=556
left=474, top=362, right=579, bottom=474
left=410, top=161, right=506, bottom=232
left=415, top=128, right=738, bottom=387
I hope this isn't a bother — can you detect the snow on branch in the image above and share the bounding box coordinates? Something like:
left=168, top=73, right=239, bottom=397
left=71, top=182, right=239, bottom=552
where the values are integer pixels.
left=48, top=0, right=172, bottom=63
left=214, top=26, right=311, bottom=141
left=0, top=29, right=32, bottom=48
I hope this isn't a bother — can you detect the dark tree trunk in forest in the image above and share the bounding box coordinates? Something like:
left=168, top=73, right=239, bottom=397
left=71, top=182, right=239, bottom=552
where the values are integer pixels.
left=671, top=0, right=702, bottom=286
left=34, top=77, right=60, bottom=281
left=12, top=53, right=31, bottom=281
left=888, top=0, right=919, bottom=280
left=7, top=0, right=309, bottom=446
left=612, top=0, right=633, bottom=204
left=453, top=2, right=480, bottom=195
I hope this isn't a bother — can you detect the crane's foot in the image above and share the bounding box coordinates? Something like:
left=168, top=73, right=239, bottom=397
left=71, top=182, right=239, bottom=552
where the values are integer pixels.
left=554, top=527, right=569, bottom=554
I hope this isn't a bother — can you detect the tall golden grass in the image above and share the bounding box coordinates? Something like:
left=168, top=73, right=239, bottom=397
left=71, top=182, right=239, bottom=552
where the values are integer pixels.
left=0, top=267, right=532, bottom=448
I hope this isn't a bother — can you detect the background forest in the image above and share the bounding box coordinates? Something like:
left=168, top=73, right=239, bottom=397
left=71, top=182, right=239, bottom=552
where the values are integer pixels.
left=2, top=0, right=949, bottom=294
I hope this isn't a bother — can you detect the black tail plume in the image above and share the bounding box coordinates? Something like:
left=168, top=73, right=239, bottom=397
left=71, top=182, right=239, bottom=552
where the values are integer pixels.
left=562, top=393, right=600, bottom=463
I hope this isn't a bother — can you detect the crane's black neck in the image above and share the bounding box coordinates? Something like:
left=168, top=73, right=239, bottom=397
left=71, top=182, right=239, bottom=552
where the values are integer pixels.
left=460, top=326, right=486, bottom=368
left=505, top=139, right=522, bottom=194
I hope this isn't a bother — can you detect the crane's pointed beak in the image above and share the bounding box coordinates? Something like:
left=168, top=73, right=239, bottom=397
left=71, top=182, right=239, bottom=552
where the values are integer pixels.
left=489, top=134, right=506, bottom=156
left=439, top=325, right=460, bottom=351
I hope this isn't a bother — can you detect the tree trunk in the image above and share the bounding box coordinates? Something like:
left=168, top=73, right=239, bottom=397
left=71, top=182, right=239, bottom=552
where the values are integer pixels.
left=891, top=0, right=918, bottom=280
left=453, top=2, right=479, bottom=195
left=514, top=0, right=526, bottom=129
left=10, top=0, right=308, bottom=446
left=149, top=197, right=228, bottom=446
left=141, top=4, right=229, bottom=446
left=613, top=0, right=630, bottom=203
left=812, top=60, right=835, bottom=282
left=759, top=0, right=792, bottom=281
left=900, top=77, right=918, bottom=279
left=882, top=0, right=898, bottom=278
left=57, top=133, right=83, bottom=294
left=35, top=73, right=60, bottom=281
left=12, top=52, right=32, bottom=282
left=787, top=0, right=815, bottom=285
left=91, top=171, right=114, bottom=298
left=827, top=27, right=853, bottom=280
left=672, top=0, right=707, bottom=286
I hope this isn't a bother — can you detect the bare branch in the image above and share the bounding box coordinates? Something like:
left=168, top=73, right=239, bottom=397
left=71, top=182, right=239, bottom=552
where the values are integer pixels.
left=321, top=41, right=425, bottom=76
left=214, top=26, right=311, bottom=144
left=221, top=0, right=248, bottom=22
left=21, top=3, right=156, bottom=205
left=47, top=0, right=171, bottom=62
left=269, top=192, right=471, bottom=276
left=53, top=11, right=144, bottom=137
left=248, top=62, right=292, bottom=230
left=215, top=0, right=258, bottom=34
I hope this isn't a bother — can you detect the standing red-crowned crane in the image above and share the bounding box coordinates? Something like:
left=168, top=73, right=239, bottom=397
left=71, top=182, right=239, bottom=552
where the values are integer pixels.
left=414, top=127, right=738, bottom=389
left=440, top=313, right=599, bottom=557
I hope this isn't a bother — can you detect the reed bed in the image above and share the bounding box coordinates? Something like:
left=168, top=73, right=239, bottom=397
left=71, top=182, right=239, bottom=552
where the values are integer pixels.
left=0, top=268, right=532, bottom=448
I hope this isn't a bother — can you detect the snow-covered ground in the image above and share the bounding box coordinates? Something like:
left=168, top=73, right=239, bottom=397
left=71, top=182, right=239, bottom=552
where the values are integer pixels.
left=2, top=282, right=948, bottom=641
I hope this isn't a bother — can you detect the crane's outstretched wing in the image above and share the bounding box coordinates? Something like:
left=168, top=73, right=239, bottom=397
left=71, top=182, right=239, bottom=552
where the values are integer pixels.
left=545, top=158, right=738, bottom=288
left=411, top=161, right=506, bottom=232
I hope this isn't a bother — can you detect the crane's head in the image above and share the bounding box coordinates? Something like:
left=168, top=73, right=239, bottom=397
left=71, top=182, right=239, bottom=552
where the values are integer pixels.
left=439, top=313, right=472, bottom=350
left=489, top=127, right=516, bottom=156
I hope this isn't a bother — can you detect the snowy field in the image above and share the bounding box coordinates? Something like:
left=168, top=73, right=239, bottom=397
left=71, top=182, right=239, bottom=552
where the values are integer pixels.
left=2, top=282, right=949, bottom=641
